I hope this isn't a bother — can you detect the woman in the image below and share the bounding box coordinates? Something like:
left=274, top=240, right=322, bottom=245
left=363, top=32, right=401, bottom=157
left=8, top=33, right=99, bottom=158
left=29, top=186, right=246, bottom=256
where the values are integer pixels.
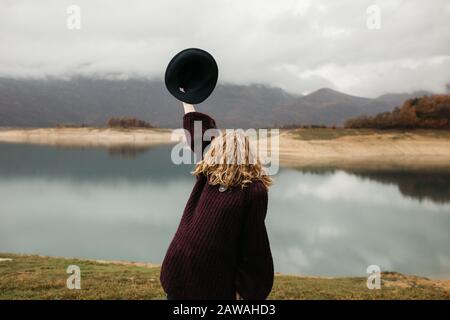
left=160, top=102, right=274, bottom=300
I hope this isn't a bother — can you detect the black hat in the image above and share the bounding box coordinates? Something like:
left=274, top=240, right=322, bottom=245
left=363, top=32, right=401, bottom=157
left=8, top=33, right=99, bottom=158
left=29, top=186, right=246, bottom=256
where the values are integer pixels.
left=165, top=48, right=218, bottom=104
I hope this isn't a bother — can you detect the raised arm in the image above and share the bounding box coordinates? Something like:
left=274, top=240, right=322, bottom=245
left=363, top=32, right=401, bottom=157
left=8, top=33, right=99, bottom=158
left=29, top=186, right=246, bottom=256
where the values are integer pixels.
left=235, top=182, right=274, bottom=300
left=182, top=103, right=218, bottom=158
left=182, top=102, right=196, bottom=114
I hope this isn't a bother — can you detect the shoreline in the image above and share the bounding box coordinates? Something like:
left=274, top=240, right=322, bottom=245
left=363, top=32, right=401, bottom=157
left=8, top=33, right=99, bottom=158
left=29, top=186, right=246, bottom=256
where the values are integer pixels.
left=278, top=128, right=450, bottom=170
left=1, top=127, right=450, bottom=169
left=0, top=127, right=173, bottom=148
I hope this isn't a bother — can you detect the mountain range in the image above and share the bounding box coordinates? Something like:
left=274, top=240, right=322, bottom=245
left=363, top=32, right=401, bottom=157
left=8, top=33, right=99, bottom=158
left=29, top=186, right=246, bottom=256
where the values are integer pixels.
left=0, top=77, right=433, bottom=128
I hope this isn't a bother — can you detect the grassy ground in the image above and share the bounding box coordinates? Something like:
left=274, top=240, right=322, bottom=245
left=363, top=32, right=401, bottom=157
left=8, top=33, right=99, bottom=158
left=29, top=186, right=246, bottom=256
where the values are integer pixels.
left=286, top=128, right=450, bottom=141
left=1, top=254, right=449, bottom=300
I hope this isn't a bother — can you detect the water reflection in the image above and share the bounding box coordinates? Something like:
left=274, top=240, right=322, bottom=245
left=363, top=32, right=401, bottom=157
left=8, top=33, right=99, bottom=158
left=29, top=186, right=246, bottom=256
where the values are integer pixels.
left=107, top=145, right=154, bottom=159
left=296, top=168, right=450, bottom=204
left=269, top=170, right=450, bottom=278
left=0, top=143, right=449, bottom=278
left=352, top=171, right=450, bottom=204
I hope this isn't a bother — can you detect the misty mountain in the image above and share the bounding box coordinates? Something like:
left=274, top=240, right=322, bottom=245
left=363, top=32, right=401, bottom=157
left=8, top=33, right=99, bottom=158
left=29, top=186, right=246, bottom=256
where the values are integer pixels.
left=273, top=88, right=385, bottom=126
left=0, top=77, right=432, bottom=128
left=375, top=91, right=433, bottom=108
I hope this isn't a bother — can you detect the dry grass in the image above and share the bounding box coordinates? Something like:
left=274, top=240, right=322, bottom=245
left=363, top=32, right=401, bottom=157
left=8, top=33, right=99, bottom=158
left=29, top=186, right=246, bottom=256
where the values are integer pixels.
left=1, top=254, right=449, bottom=300
left=286, top=128, right=450, bottom=141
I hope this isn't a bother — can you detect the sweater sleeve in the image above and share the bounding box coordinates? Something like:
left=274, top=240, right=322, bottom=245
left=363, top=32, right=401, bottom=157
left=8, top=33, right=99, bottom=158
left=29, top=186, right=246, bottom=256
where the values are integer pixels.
left=235, top=181, right=274, bottom=300
left=183, top=112, right=217, bottom=156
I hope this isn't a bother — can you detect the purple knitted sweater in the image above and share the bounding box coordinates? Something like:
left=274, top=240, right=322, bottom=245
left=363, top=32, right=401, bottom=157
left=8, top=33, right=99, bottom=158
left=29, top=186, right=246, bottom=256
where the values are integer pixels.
left=160, top=112, right=274, bottom=300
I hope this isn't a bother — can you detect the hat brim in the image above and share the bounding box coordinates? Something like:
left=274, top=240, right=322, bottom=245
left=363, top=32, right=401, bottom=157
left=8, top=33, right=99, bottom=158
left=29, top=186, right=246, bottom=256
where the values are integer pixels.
left=165, top=48, right=218, bottom=104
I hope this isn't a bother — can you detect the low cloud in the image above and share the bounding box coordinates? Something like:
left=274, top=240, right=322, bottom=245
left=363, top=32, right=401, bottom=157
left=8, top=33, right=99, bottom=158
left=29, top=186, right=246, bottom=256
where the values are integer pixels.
left=1, top=0, right=449, bottom=97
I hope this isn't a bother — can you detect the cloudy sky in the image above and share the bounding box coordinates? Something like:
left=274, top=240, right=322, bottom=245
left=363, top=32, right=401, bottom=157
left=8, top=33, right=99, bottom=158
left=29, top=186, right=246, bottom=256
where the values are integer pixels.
left=1, top=0, right=449, bottom=97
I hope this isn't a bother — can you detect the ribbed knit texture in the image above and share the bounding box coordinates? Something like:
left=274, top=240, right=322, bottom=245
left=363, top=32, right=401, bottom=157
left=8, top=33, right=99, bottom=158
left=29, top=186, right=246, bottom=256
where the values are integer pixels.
left=160, top=112, right=274, bottom=300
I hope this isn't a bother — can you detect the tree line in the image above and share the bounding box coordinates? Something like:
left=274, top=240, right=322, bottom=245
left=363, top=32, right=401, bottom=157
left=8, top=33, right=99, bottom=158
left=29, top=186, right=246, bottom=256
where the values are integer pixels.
left=345, top=95, right=450, bottom=129
left=107, top=117, right=154, bottom=128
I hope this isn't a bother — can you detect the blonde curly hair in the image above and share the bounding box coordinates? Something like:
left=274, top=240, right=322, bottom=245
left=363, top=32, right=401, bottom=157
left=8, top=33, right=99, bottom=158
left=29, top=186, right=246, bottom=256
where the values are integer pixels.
left=193, top=129, right=272, bottom=189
